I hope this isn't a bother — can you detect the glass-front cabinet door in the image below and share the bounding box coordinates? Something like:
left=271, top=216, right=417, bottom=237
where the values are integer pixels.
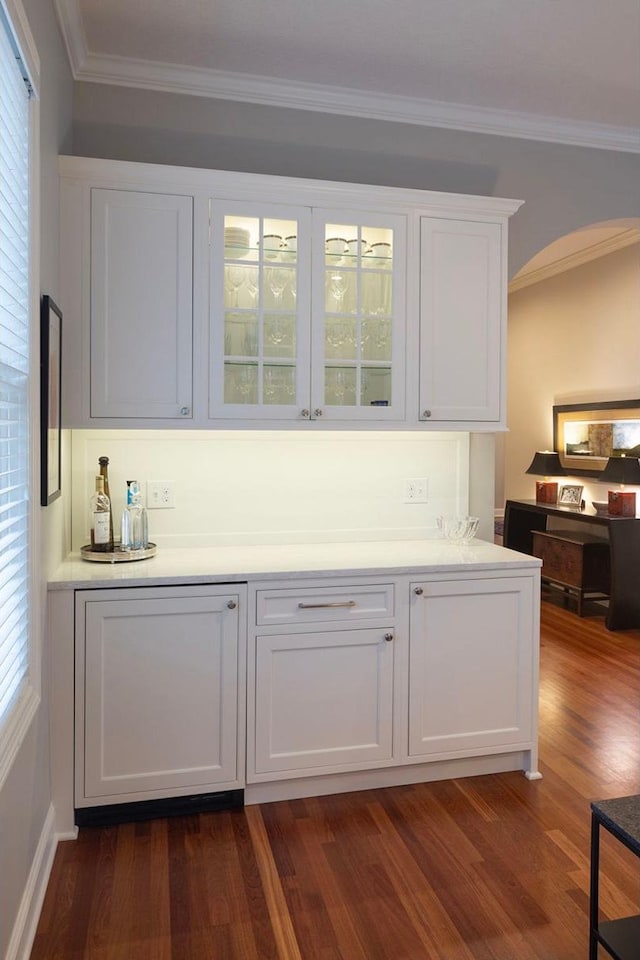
left=209, top=201, right=405, bottom=422
left=209, top=200, right=312, bottom=419
left=310, top=210, right=406, bottom=421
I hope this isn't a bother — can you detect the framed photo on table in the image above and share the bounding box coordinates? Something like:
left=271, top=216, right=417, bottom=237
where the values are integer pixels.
left=40, top=295, right=62, bottom=506
left=558, top=483, right=584, bottom=507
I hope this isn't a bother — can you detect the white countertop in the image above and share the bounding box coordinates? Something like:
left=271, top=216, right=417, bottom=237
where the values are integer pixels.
left=48, top=539, right=540, bottom=590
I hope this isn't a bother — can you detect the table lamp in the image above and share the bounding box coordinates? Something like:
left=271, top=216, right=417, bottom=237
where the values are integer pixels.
left=600, top=455, right=640, bottom=517
left=525, top=451, right=566, bottom=504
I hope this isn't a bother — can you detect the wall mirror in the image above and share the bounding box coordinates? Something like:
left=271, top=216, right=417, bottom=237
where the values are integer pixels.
left=554, top=399, right=640, bottom=477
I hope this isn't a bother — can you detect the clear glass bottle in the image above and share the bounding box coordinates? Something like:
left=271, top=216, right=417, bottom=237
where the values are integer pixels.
left=89, top=476, right=112, bottom=552
left=98, top=456, right=115, bottom=549
left=122, top=480, right=149, bottom=550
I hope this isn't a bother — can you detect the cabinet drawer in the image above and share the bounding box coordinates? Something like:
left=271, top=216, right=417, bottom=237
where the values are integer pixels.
left=256, top=583, right=394, bottom=625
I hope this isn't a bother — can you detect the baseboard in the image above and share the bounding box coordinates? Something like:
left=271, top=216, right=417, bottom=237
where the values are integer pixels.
left=245, top=751, right=531, bottom=804
left=5, top=804, right=59, bottom=960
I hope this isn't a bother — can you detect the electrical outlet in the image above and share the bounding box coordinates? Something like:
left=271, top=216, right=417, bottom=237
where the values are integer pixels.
left=147, top=481, right=175, bottom=509
left=404, top=478, right=429, bottom=503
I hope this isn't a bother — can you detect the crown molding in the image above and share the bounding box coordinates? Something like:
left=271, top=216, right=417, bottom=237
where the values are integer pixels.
left=52, top=0, right=640, bottom=154
left=509, top=229, right=640, bottom=293
left=53, top=0, right=86, bottom=76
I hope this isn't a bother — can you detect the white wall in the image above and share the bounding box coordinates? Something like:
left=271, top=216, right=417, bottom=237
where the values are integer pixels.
left=71, top=430, right=470, bottom=550
left=503, top=243, right=640, bottom=508
left=0, top=2, right=72, bottom=958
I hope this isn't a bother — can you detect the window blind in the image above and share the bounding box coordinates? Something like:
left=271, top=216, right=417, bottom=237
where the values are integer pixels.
left=0, top=11, right=31, bottom=726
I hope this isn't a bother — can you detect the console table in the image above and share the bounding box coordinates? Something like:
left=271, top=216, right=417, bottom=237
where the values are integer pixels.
left=503, top=500, right=640, bottom=631
left=590, top=795, right=640, bottom=960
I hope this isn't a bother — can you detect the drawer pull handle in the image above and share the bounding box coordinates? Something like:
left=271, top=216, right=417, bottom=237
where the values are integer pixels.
left=297, top=600, right=357, bottom=609
left=227, top=600, right=237, bottom=610
left=384, top=632, right=394, bottom=642
left=414, top=587, right=424, bottom=595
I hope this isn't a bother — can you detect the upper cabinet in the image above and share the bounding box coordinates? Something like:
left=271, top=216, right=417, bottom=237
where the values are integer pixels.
left=90, top=189, right=194, bottom=419
left=59, top=157, right=522, bottom=430
left=209, top=202, right=406, bottom=422
left=419, top=217, right=503, bottom=424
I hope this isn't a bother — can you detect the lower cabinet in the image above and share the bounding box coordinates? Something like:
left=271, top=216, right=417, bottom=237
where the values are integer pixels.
left=248, top=581, right=398, bottom=781
left=69, top=567, right=540, bottom=819
left=253, top=627, right=395, bottom=776
left=408, top=575, right=537, bottom=760
left=247, top=571, right=540, bottom=798
left=75, top=584, right=245, bottom=809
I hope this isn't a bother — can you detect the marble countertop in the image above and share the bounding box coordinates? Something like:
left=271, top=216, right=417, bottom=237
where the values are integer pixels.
left=48, top=539, right=541, bottom=590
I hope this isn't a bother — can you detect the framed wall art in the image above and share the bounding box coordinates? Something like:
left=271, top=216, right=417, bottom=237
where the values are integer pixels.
left=40, top=295, right=62, bottom=506
left=553, top=399, right=640, bottom=477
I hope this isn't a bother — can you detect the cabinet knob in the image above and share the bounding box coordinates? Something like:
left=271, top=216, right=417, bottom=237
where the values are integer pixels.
left=384, top=632, right=394, bottom=642
left=422, top=409, right=432, bottom=419
left=180, top=406, right=191, bottom=416
left=226, top=600, right=237, bottom=610
left=314, top=408, right=324, bottom=417
left=300, top=409, right=310, bottom=418
left=414, top=587, right=424, bottom=595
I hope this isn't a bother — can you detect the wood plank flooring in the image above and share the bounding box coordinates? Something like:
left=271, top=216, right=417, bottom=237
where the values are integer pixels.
left=30, top=601, right=640, bottom=959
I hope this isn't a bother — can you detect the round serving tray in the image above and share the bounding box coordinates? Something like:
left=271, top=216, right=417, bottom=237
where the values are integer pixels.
left=80, top=542, right=157, bottom=563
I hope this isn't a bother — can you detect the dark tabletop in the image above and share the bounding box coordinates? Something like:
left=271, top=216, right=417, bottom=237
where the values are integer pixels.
left=591, top=795, right=640, bottom=854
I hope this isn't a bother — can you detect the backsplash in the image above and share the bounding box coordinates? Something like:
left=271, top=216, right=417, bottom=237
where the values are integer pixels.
left=71, top=430, right=469, bottom=549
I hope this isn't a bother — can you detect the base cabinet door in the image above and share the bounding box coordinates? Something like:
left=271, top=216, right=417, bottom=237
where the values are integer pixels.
left=76, top=586, right=243, bottom=805
left=252, top=627, right=394, bottom=778
left=409, top=576, right=535, bottom=759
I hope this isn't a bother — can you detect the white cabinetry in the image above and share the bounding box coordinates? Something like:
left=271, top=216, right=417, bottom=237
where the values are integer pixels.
left=246, top=569, right=540, bottom=803
left=408, top=575, right=537, bottom=760
left=75, top=584, right=245, bottom=808
left=419, top=218, right=503, bottom=423
left=90, top=188, right=194, bottom=419
left=59, top=156, right=521, bottom=430
left=209, top=202, right=406, bottom=422
left=248, top=581, right=399, bottom=781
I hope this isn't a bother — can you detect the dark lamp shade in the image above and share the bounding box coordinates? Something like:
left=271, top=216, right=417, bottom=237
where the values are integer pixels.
left=525, top=451, right=566, bottom=477
left=600, top=456, right=640, bottom=485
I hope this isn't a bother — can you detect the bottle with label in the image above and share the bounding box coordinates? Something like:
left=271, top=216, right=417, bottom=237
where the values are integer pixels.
left=98, top=456, right=115, bottom=549
left=89, top=476, right=112, bottom=552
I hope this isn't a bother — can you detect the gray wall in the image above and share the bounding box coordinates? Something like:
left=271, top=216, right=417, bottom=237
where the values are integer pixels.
left=73, top=83, right=640, bottom=273
left=0, top=1, right=72, bottom=956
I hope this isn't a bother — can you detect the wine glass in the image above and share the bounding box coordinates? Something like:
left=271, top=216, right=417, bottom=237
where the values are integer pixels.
left=245, top=268, right=259, bottom=304
left=225, top=265, right=246, bottom=307
left=265, top=267, right=288, bottom=305
left=264, top=367, right=278, bottom=403
left=333, top=369, right=347, bottom=404
left=267, top=315, right=289, bottom=348
left=329, top=272, right=347, bottom=310
left=236, top=365, right=256, bottom=401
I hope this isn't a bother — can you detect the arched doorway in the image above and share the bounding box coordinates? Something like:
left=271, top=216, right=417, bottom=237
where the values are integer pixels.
left=496, top=219, right=640, bottom=510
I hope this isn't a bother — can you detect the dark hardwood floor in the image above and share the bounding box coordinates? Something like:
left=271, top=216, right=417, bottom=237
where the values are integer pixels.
left=31, top=601, right=640, bottom=959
